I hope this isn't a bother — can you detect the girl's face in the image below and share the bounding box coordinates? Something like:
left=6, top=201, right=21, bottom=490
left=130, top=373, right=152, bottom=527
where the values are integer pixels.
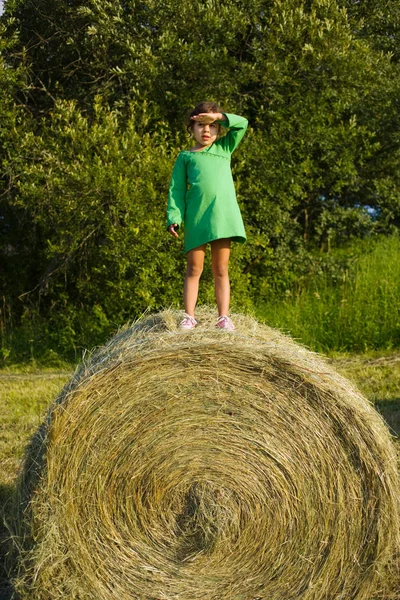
left=192, top=119, right=219, bottom=148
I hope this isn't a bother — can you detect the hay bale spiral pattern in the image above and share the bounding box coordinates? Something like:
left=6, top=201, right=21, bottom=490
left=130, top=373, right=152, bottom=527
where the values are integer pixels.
left=10, top=310, right=400, bottom=600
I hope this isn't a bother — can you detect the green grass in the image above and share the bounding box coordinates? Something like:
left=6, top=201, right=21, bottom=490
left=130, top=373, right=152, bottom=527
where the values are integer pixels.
left=0, top=359, right=399, bottom=599
left=0, top=370, right=70, bottom=488
left=256, top=235, right=400, bottom=352
left=333, top=352, right=400, bottom=443
left=0, top=369, right=70, bottom=598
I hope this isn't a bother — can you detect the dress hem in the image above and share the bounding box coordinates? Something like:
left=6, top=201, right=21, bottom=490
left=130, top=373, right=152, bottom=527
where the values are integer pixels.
left=184, top=235, right=246, bottom=254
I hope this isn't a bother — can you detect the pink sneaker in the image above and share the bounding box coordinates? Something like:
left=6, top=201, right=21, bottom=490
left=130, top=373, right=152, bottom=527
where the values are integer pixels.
left=215, top=315, right=235, bottom=331
left=179, top=313, right=197, bottom=330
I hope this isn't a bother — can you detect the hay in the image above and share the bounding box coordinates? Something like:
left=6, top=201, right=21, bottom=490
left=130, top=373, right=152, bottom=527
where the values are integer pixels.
left=8, top=308, right=400, bottom=600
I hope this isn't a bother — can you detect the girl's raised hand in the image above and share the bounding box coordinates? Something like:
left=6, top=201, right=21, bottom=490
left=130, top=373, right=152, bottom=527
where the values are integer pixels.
left=191, top=112, right=225, bottom=124
left=168, top=224, right=179, bottom=238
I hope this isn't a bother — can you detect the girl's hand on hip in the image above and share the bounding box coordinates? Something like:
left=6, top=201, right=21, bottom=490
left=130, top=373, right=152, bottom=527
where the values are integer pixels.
left=168, top=224, right=179, bottom=238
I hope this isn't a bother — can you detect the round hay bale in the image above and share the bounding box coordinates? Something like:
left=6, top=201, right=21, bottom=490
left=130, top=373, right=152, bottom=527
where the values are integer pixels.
left=9, top=309, right=400, bottom=600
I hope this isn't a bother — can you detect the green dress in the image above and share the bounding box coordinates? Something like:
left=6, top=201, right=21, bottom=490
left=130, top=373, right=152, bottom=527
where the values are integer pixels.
left=166, top=113, right=248, bottom=253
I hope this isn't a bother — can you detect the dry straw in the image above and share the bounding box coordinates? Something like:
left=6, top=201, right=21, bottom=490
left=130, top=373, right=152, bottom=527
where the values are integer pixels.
left=8, top=309, right=400, bottom=600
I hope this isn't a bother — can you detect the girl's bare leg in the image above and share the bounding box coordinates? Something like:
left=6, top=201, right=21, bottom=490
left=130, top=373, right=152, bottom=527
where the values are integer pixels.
left=184, top=245, right=206, bottom=317
left=211, top=238, right=231, bottom=317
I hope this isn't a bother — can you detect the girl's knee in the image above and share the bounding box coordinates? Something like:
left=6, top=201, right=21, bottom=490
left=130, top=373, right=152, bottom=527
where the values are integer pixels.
left=212, top=263, right=229, bottom=279
left=186, top=263, right=203, bottom=278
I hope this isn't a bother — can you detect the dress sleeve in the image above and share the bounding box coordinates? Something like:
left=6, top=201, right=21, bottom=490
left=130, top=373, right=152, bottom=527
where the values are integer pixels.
left=166, top=152, right=187, bottom=229
left=217, top=113, right=248, bottom=154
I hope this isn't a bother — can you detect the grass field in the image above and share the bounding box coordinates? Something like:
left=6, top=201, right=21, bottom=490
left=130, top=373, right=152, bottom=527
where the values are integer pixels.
left=0, top=355, right=399, bottom=599
left=256, top=235, right=400, bottom=353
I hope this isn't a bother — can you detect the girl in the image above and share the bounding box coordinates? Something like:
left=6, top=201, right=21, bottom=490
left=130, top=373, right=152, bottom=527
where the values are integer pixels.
left=166, top=101, right=248, bottom=330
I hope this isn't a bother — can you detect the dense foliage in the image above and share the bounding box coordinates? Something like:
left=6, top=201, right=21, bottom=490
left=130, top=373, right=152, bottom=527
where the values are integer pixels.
left=1, top=0, right=400, bottom=360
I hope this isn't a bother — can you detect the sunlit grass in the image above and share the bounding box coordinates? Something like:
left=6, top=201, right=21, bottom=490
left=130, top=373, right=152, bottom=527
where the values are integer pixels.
left=256, top=235, right=400, bottom=352
left=0, top=371, right=70, bottom=489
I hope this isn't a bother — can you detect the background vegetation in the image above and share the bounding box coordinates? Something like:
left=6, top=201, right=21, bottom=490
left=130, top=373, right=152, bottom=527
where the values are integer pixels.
left=1, top=0, right=400, bottom=361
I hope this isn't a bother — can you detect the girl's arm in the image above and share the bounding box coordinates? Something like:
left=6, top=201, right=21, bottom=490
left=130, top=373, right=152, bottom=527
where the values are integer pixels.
left=191, top=112, right=248, bottom=153
left=217, top=113, right=248, bottom=154
left=166, top=152, right=186, bottom=233
left=191, top=112, right=228, bottom=125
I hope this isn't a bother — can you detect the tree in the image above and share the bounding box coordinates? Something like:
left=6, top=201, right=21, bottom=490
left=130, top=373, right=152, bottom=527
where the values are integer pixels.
left=4, top=0, right=259, bottom=122
left=2, top=0, right=400, bottom=357
left=339, top=0, right=400, bottom=59
left=0, top=13, right=33, bottom=355
left=231, top=0, right=395, bottom=292
left=336, top=0, right=400, bottom=230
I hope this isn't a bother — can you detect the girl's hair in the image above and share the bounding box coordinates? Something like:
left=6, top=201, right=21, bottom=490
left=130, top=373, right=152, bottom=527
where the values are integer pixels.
left=186, top=101, right=222, bottom=132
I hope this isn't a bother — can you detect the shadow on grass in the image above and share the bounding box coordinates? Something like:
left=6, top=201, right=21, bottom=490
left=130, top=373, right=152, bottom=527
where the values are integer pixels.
left=0, top=483, right=17, bottom=600
left=375, top=398, right=400, bottom=438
